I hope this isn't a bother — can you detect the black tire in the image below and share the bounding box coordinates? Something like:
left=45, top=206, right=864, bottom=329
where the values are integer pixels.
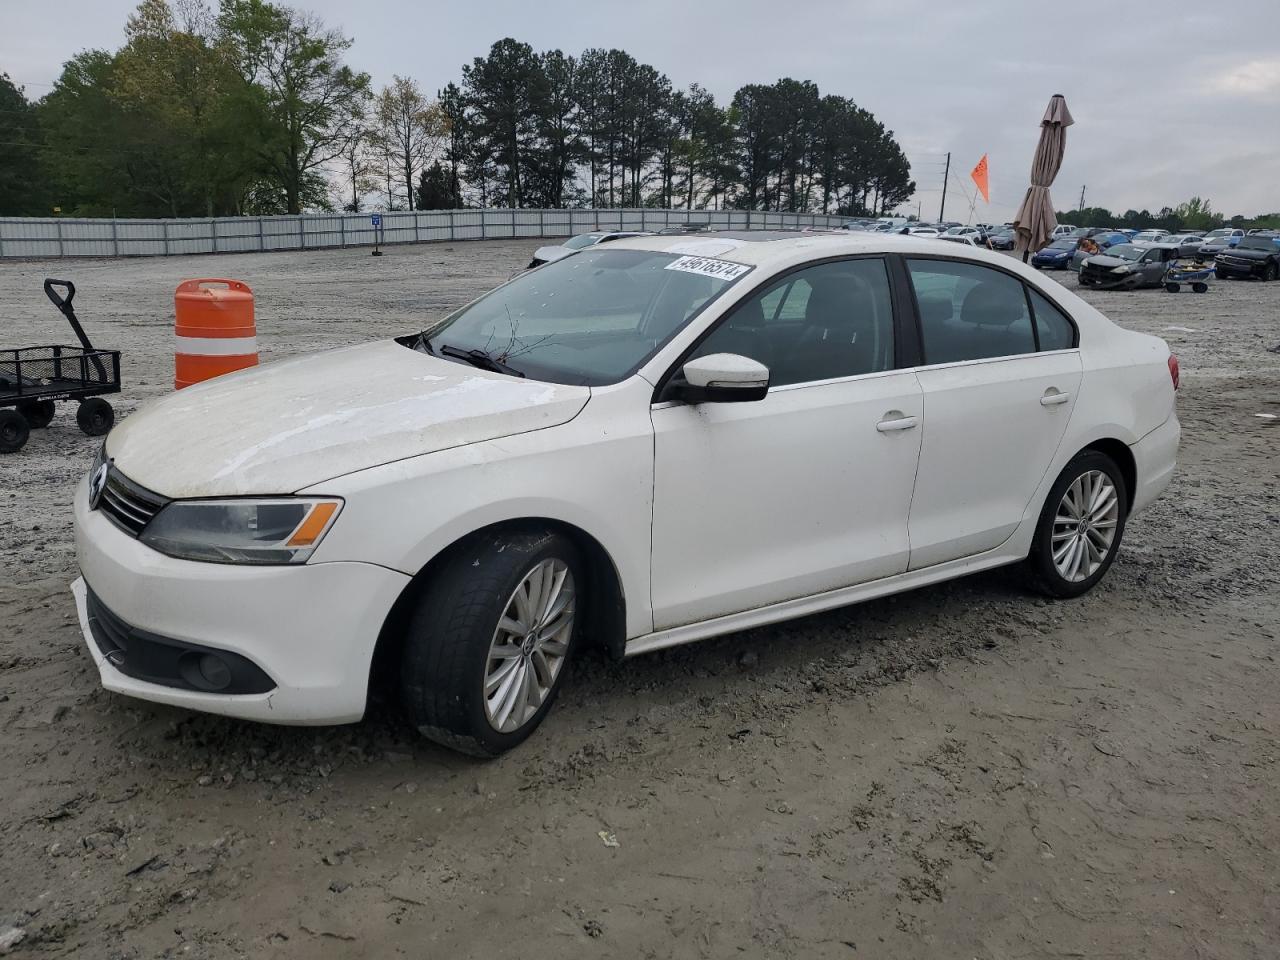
left=76, top=397, right=114, bottom=436
left=1193, top=282, right=1208, bottom=294
left=17, top=399, right=56, bottom=429
left=399, top=528, right=584, bottom=757
left=1265, top=262, right=1278, bottom=282
left=0, top=409, right=31, bottom=454
left=1164, top=283, right=1178, bottom=293
left=1026, top=450, right=1129, bottom=599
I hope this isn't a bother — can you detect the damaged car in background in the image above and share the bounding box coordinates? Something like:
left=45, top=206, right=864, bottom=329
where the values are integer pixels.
left=1078, top=242, right=1179, bottom=289
left=73, top=233, right=1180, bottom=756
left=1214, top=234, right=1280, bottom=281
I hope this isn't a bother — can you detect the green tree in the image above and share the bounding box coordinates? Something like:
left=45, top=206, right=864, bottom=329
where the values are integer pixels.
left=461, top=38, right=541, bottom=207
left=217, top=0, right=370, bottom=213
left=415, top=161, right=453, bottom=210
left=374, top=76, right=446, bottom=210
left=0, top=75, right=48, bottom=215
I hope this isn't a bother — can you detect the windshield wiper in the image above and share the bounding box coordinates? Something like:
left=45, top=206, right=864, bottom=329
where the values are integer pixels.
left=436, top=342, right=525, bottom=378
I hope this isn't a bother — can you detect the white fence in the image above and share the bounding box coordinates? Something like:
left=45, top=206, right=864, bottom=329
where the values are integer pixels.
left=0, top=208, right=846, bottom=259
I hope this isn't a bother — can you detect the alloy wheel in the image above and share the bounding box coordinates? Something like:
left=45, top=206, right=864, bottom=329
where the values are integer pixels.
left=1051, top=470, right=1120, bottom=583
left=483, top=558, right=575, bottom=733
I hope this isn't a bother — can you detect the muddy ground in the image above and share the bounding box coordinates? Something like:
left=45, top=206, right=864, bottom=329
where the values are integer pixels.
left=0, top=240, right=1277, bottom=959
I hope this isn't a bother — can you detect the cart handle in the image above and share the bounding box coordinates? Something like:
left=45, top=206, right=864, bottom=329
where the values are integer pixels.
left=44, top=279, right=76, bottom=312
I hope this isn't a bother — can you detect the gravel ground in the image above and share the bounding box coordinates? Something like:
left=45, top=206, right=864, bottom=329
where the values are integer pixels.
left=0, top=241, right=1277, bottom=959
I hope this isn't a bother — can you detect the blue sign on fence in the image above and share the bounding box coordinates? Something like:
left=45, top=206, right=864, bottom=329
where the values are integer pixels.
left=371, top=214, right=382, bottom=227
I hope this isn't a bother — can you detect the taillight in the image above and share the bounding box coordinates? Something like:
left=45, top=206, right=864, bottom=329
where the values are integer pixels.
left=1168, top=353, right=1180, bottom=391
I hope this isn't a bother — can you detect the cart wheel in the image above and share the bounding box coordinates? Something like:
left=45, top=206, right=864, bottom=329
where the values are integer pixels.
left=1193, top=282, right=1208, bottom=293
left=0, top=409, right=30, bottom=454
left=77, top=398, right=114, bottom=437
left=1164, top=283, right=1178, bottom=293
left=18, top=399, right=56, bottom=429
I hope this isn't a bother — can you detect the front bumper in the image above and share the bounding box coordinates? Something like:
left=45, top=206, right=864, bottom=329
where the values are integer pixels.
left=73, top=476, right=410, bottom=724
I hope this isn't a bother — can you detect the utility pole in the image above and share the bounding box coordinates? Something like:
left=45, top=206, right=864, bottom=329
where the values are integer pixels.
left=938, top=152, right=951, bottom=223
left=1078, top=185, right=1086, bottom=212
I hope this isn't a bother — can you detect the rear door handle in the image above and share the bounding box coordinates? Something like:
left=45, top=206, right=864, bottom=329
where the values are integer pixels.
left=876, top=415, right=918, bottom=432
left=1040, top=390, right=1071, bottom=406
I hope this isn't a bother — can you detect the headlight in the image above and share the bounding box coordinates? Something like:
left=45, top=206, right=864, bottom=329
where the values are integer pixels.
left=1111, top=265, right=1131, bottom=274
left=140, top=498, right=342, bottom=564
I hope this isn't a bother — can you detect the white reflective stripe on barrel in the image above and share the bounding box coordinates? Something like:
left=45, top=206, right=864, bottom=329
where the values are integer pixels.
left=174, top=335, right=258, bottom=356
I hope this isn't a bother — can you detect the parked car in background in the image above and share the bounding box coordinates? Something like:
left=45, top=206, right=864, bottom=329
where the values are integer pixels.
left=1052, top=224, right=1077, bottom=238
left=1197, top=228, right=1245, bottom=258
left=1132, top=230, right=1170, bottom=245
left=1164, top=234, right=1206, bottom=258
left=72, top=230, right=1181, bottom=755
left=986, top=228, right=1017, bottom=251
left=1031, top=238, right=1079, bottom=269
left=1069, top=231, right=1131, bottom=272
left=1116, top=229, right=1139, bottom=238
left=529, top=231, right=650, bottom=268
left=938, top=234, right=979, bottom=246
left=907, top=225, right=943, bottom=238
left=1214, top=234, right=1280, bottom=281
left=944, top=226, right=982, bottom=241
left=1079, top=242, right=1180, bottom=289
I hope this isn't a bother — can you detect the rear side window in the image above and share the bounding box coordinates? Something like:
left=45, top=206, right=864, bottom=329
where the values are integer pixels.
left=906, top=259, right=1035, bottom=363
left=1028, top=289, right=1076, bottom=351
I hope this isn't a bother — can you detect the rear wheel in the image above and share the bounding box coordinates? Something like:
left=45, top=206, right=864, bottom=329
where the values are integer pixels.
left=76, top=398, right=114, bottom=436
left=399, top=529, right=583, bottom=756
left=1027, top=451, right=1128, bottom=599
left=0, top=409, right=31, bottom=454
left=1265, top=262, right=1278, bottom=282
left=18, top=399, right=56, bottom=429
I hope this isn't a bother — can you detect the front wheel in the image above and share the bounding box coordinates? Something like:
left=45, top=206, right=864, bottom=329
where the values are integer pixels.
left=399, top=529, right=583, bottom=756
left=1026, top=451, right=1128, bottom=599
left=1265, top=263, right=1278, bottom=282
left=76, top=397, right=114, bottom=436
left=0, top=409, right=30, bottom=454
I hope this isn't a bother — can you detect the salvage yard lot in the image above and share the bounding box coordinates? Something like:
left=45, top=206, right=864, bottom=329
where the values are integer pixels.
left=1, top=240, right=1277, bottom=958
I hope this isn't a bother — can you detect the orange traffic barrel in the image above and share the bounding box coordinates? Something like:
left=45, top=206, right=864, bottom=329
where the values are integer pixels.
left=174, top=279, right=258, bottom=389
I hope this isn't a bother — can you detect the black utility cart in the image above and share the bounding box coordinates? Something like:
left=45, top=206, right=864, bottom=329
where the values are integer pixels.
left=0, top=280, right=121, bottom=453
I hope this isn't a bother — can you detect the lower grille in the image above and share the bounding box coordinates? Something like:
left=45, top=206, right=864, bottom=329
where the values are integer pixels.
left=85, top=585, right=276, bottom=695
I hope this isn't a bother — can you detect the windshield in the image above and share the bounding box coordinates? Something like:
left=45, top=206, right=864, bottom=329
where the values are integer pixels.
left=413, top=248, right=749, bottom=386
left=1237, top=236, right=1276, bottom=251
left=1203, top=229, right=1231, bottom=240
left=562, top=233, right=604, bottom=250
left=1048, top=239, right=1075, bottom=250
left=1104, top=244, right=1143, bottom=261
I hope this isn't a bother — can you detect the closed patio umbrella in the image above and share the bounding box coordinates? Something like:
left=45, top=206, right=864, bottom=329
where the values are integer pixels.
left=1012, top=94, right=1074, bottom=261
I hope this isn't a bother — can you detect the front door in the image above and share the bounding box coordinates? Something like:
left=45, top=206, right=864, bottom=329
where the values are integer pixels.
left=649, top=257, right=924, bottom=631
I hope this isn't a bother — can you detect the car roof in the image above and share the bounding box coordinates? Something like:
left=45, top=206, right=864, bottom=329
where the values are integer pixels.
left=605, top=229, right=1034, bottom=269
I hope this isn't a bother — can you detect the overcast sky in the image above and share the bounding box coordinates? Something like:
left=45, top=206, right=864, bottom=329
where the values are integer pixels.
left=5, top=1, right=1279, bottom=220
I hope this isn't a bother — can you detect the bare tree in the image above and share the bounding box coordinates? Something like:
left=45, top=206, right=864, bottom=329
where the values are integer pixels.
left=374, top=76, right=447, bottom=211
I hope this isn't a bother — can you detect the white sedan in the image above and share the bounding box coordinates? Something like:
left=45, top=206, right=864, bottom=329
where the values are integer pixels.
left=73, top=232, right=1180, bottom=755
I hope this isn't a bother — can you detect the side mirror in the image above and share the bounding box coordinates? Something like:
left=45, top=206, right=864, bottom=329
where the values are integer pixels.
left=668, top=353, right=770, bottom=404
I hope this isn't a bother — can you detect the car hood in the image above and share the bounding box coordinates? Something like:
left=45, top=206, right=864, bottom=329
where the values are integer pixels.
left=105, top=340, right=590, bottom=497
left=531, top=245, right=575, bottom=264
left=1220, top=248, right=1271, bottom=259
left=1081, top=255, right=1132, bottom=269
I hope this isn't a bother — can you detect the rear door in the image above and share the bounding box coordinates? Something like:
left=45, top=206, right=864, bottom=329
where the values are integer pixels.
left=903, top=258, right=1082, bottom=569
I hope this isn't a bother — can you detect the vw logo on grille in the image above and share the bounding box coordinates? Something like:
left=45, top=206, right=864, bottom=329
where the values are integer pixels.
left=89, top=462, right=110, bottom=511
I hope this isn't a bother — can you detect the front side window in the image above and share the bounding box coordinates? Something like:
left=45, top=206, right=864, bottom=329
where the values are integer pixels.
left=689, top=258, right=895, bottom=387
left=416, top=248, right=748, bottom=386
left=907, top=259, right=1035, bottom=364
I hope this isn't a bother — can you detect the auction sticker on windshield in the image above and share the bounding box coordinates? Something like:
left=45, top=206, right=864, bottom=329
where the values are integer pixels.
left=664, top=255, right=752, bottom=281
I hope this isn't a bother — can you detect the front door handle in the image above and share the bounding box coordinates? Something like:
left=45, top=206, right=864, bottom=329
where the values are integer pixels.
left=1040, top=389, right=1071, bottom=406
left=876, top=415, right=919, bottom=432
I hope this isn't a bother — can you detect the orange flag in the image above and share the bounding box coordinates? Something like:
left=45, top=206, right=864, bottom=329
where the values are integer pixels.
left=970, top=154, right=990, bottom=203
